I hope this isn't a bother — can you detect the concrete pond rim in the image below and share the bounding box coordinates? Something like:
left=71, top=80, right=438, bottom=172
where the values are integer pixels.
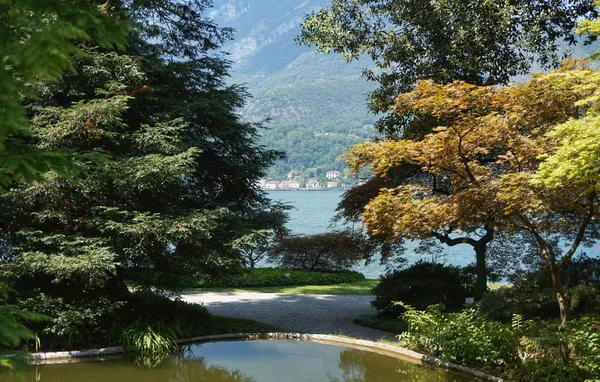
left=28, top=332, right=505, bottom=382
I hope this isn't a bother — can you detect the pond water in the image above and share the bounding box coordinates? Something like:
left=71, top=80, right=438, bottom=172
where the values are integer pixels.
left=23, top=340, right=474, bottom=382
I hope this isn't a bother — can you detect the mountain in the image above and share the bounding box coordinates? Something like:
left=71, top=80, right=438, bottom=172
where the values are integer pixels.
left=207, top=1, right=599, bottom=181
left=209, top=0, right=377, bottom=130
left=208, top=0, right=378, bottom=180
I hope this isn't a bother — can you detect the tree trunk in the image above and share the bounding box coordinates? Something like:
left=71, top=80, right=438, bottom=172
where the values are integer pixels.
left=474, top=245, right=487, bottom=301
left=549, top=263, right=569, bottom=363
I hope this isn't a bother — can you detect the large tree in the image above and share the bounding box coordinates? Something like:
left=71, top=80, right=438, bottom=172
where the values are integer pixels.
left=0, top=0, right=284, bottom=347
left=301, top=0, right=598, bottom=294
left=346, top=63, right=600, bottom=328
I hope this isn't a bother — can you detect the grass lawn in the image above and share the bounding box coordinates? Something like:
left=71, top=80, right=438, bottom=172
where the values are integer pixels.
left=354, top=314, right=408, bottom=334
left=191, top=279, right=379, bottom=295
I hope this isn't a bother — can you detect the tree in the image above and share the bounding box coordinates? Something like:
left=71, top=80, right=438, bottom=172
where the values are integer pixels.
left=0, top=0, right=129, bottom=190
left=0, top=0, right=285, bottom=347
left=301, top=1, right=597, bottom=287
left=0, top=0, right=128, bottom=375
left=231, top=202, right=290, bottom=268
left=269, top=231, right=375, bottom=271
left=299, top=0, right=597, bottom=135
left=345, top=63, right=600, bottom=335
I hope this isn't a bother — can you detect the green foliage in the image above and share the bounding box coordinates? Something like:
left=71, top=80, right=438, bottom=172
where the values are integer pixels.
left=18, top=294, right=122, bottom=350
left=514, top=316, right=600, bottom=379
left=506, top=358, right=592, bottom=382
left=230, top=202, right=290, bottom=269
left=119, top=321, right=178, bottom=368
left=0, top=0, right=129, bottom=190
left=568, top=316, right=600, bottom=375
left=478, top=256, right=600, bottom=322
left=299, top=0, right=596, bottom=134
left=397, top=303, right=520, bottom=368
left=195, top=268, right=365, bottom=288
left=534, top=111, right=600, bottom=192
left=371, top=262, right=475, bottom=315
left=0, top=304, right=47, bottom=375
left=268, top=231, right=375, bottom=271
left=259, top=124, right=375, bottom=178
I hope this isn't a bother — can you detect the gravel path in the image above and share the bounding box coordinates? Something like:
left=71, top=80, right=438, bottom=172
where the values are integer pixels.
left=181, top=292, right=392, bottom=341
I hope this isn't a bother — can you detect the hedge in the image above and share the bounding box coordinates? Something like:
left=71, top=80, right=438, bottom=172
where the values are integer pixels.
left=195, top=268, right=366, bottom=288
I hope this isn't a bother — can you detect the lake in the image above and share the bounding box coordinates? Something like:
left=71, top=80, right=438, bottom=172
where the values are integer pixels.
left=267, top=191, right=484, bottom=279
left=267, top=190, right=600, bottom=279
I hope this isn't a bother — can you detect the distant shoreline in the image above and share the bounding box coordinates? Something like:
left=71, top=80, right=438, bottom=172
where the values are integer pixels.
left=263, top=188, right=348, bottom=191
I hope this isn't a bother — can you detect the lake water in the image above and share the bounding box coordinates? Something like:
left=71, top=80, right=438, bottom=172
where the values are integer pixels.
left=24, top=340, right=474, bottom=382
left=267, top=190, right=599, bottom=279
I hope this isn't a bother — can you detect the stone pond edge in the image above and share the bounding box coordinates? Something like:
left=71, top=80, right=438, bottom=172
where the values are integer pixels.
left=30, top=332, right=505, bottom=382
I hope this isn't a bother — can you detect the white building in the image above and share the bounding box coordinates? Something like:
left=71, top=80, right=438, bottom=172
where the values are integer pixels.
left=306, top=179, right=321, bottom=189
left=265, top=181, right=279, bottom=190
left=279, top=180, right=301, bottom=189
left=256, top=178, right=267, bottom=189
left=327, top=181, right=339, bottom=189
left=326, top=170, right=341, bottom=179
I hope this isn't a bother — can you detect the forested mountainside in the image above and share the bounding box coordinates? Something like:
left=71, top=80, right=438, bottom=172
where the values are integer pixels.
left=209, top=0, right=598, bottom=180
left=209, top=0, right=377, bottom=129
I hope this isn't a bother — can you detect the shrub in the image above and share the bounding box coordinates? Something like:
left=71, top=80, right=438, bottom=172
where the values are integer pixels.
left=505, top=359, right=592, bottom=382
left=371, top=261, right=475, bottom=315
left=119, top=321, right=178, bottom=368
left=397, top=302, right=520, bottom=367
left=268, top=231, right=375, bottom=271
left=195, top=268, right=365, bottom=288
left=478, top=255, right=600, bottom=321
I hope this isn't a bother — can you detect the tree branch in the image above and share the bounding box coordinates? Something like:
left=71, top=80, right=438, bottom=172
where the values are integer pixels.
left=431, top=231, right=478, bottom=247
left=558, top=191, right=596, bottom=269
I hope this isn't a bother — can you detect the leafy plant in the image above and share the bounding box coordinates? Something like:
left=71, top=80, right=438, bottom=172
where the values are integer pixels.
left=478, top=256, right=600, bottom=322
left=397, top=302, right=520, bottom=367
left=0, top=304, right=47, bottom=376
left=119, top=321, right=178, bottom=368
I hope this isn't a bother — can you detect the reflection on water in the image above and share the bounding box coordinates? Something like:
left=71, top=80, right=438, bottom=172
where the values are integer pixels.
left=330, top=348, right=471, bottom=382
left=23, top=341, right=474, bottom=382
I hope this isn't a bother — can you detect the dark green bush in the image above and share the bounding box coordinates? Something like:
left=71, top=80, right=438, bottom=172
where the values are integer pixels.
left=479, top=256, right=600, bottom=321
left=268, top=231, right=375, bottom=271
left=504, top=359, right=593, bottom=382
left=371, top=261, right=475, bottom=315
left=195, top=268, right=365, bottom=288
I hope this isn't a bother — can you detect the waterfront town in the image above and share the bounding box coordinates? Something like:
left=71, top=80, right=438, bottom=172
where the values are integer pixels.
left=257, top=170, right=369, bottom=190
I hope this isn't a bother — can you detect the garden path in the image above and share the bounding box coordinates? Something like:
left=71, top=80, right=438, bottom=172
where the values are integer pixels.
left=181, top=292, right=393, bottom=341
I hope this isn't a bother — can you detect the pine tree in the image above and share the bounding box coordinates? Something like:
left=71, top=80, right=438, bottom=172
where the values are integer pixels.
left=0, top=0, right=285, bottom=347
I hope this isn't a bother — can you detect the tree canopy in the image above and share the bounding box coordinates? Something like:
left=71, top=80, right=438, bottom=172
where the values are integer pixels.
left=0, top=0, right=129, bottom=190
left=299, top=0, right=597, bottom=135
left=346, top=61, right=600, bottom=324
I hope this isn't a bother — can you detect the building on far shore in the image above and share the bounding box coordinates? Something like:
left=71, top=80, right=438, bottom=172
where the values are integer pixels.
left=306, top=179, right=321, bottom=189
left=327, top=181, right=339, bottom=189
left=287, top=171, right=297, bottom=179
left=357, top=178, right=369, bottom=186
left=279, top=180, right=301, bottom=189
left=265, top=181, right=279, bottom=190
left=326, top=170, right=341, bottom=179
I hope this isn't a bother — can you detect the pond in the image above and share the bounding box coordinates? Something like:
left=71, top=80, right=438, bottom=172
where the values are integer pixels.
left=23, top=340, right=476, bottom=382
